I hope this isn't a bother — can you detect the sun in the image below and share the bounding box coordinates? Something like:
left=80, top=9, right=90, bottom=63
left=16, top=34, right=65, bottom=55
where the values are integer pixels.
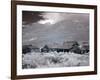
left=38, top=19, right=55, bottom=25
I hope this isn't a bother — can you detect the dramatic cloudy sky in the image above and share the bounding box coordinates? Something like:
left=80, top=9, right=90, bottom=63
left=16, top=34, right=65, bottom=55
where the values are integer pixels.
left=22, top=11, right=89, bottom=47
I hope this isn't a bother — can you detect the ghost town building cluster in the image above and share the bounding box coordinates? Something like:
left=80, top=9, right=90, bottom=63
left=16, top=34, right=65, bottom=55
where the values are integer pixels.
left=22, top=41, right=89, bottom=54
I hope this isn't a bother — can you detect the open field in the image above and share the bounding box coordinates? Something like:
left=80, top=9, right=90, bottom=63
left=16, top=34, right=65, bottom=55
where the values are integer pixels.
left=22, top=51, right=89, bottom=69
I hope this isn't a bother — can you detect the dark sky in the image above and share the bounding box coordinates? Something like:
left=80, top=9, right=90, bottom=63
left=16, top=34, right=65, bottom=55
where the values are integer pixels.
left=22, top=11, right=89, bottom=47
left=22, top=11, right=44, bottom=24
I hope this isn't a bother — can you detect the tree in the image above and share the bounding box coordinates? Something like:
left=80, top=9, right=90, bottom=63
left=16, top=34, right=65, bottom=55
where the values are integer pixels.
left=43, top=45, right=49, bottom=49
left=72, top=41, right=79, bottom=47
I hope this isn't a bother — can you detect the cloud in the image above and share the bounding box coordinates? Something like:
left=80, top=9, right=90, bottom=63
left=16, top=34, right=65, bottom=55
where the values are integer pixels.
left=22, top=12, right=89, bottom=47
left=38, top=19, right=56, bottom=25
left=22, top=11, right=44, bottom=25
left=38, top=13, right=66, bottom=24
left=37, top=12, right=89, bottom=26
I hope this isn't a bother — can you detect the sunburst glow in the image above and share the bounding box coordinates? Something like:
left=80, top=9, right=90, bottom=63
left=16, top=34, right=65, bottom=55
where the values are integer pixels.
left=38, top=19, right=55, bottom=25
